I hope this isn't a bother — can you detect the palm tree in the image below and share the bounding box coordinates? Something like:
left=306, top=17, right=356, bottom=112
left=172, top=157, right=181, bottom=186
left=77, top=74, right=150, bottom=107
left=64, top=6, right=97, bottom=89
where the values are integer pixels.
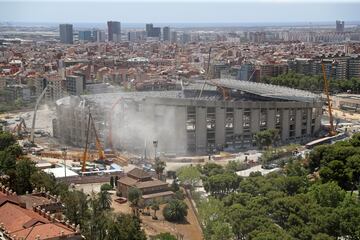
left=144, top=202, right=151, bottom=216
left=163, top=199, right=188, bottom=222
left=98, top=190, right=112, bottom=210
left=154, top=160, right=166, bottom=180
left=128, top=187, right=142, bottom=216
left=150, top=200, right=160, bottom=220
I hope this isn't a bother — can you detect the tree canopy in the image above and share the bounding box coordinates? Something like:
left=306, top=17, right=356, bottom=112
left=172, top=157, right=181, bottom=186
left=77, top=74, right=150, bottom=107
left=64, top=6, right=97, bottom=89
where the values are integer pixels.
left=163, top=199, right=188, bottom=222
left=177, top=165, right=201, bottom=188
left=264, top=71, right=360, bottom=94
left=197, top=133, right=360, bottom=240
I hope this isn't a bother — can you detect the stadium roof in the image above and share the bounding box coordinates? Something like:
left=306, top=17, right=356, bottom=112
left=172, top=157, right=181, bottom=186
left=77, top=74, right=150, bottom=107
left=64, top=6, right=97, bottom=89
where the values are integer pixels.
left=207, top=79, right=321, bottom=103
left=56, top=80, right=321, bottom=106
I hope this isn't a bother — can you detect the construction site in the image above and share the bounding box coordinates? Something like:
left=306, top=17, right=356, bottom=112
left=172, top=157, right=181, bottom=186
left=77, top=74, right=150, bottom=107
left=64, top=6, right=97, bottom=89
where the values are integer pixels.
left=4, top=56, right=358, bottom=181
left=53, top=79, right=322, bottom=156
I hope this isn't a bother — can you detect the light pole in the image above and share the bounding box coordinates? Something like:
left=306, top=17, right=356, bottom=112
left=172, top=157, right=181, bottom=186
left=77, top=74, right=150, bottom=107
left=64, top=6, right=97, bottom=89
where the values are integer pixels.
left=61, top=147, right=67, bottom=179
left=153, top=140, right=158, bottom=162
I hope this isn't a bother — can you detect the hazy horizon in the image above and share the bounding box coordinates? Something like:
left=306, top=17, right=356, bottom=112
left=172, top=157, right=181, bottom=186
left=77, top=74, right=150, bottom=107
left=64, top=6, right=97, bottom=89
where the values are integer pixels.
left=0, top=1, right=360, bottom=24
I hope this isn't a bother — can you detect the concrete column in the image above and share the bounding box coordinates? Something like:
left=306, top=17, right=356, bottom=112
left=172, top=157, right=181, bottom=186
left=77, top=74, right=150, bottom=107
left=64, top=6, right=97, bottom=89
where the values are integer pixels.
left=195, top=107, right=207, bottom=153
left=307, top=108, right=312, bottom=135
left=250, top=109, right=260, bottom=133
left=315, top=108, right=322, bottom=134
left=295, top=109, right=302, bottom=138
left=281, top=109, right=289, bottom=141
left=215, top=108, right=225, bottom=147
left=175, top=106, right=187, bottom=153
left=267, top=109, right=276, bottom=129
left=234, top=108, right=243, bottom=135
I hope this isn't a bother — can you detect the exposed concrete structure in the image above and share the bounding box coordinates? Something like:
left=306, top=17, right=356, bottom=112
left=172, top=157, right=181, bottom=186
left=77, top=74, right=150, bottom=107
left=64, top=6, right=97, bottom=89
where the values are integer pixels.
left=54, top=80, right=323, bottom=155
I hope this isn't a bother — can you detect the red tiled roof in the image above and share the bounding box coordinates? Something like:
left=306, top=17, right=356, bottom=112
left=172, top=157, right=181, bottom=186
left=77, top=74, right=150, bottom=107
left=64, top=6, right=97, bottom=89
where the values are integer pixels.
left=0, top=195, right=80, bottom=240
left=118, top=176, right=138, bottom=186
left=135, top=179, right=168, bottom=189
left=127, top=168, right=151, bottom=180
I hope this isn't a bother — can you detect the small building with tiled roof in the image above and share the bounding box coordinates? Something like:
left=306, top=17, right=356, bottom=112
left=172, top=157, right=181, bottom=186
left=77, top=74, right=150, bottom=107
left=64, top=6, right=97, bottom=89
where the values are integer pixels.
left=117, top=168, right=173, bottom=203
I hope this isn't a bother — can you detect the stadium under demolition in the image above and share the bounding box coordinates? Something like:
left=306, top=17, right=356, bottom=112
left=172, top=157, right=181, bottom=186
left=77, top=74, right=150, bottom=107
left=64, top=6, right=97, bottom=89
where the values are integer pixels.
left=53, top=79, right=323, bottom=155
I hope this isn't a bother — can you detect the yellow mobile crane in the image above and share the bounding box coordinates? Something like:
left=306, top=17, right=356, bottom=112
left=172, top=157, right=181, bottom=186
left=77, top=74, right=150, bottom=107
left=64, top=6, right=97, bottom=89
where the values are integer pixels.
left=82, top=110, right=105, bottom=172
left=321, top=60, right=337, bottom=137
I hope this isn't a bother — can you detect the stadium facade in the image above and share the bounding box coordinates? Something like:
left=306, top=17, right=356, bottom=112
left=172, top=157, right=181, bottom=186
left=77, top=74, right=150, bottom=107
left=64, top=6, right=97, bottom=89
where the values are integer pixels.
left=54, top=80, right=323, bottom=155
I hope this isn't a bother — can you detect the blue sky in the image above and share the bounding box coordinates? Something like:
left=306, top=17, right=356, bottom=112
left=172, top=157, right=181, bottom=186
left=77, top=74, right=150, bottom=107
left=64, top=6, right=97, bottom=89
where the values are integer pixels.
left=0, top=0, right=359, bottom=23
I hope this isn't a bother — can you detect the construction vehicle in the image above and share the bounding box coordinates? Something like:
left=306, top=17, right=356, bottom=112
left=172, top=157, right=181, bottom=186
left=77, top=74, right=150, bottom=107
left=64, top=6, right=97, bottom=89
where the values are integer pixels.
left=30, top=84, right=53, bottom=143
left=82, top=110, right=106, bottom=172
left=321, top=60, right=337, bottom=136
left=12, top=117, right=28, bottom=139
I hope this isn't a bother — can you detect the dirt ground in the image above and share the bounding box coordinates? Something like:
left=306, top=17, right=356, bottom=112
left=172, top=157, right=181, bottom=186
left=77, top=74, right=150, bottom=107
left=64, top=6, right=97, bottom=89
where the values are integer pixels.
left=332, top=108, right=360, bottom=122
left=111, top=196, right=203, bottom=240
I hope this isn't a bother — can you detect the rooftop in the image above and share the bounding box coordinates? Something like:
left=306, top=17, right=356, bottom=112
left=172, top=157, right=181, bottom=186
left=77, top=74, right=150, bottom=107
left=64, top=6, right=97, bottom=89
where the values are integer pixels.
left=207, top=79, right=321, bottom=103
left=56, top=79, right=321, bottom=107
left=0, top=192, right=81, bottom=240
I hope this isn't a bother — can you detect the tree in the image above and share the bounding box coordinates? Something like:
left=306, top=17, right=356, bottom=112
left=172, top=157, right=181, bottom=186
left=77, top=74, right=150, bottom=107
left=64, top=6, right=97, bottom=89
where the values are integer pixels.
left=14, top=158, right=37, bottom=194
left=225, top=160, right=248, bottom=173
left=150, top=200, right=160, bottom=220
left=128, top=187, right=142, bottom=216
left=5, top=144, right=22, bottom=157
left=201, top=163, right=224, bottom=177
left=101, top=183, right=113, bottom=191
left=254, top=129, right=280, bottom=149
left=105, top=213, right=146, bottom=240
left=309, top=182, right=346, bottom=208
left=114, top=175, right=119, bottom=187
left=30, top=171, right=57, bottom=192
left=152, top=232, right=177, bottom=240
left=14, top=98, right=23, bottom=108
left=170, top=179, right=180, bottom=192
left=198, top=198, right=227, bottom=240
left=0, top=150, right=16, bottom=175
left=110, top=176, right=114, bottom=188
left=210, top=221, right=234, bottom=240
left=98, top=190, right=112, bottom=210
left=204, top=172, right=241, bottom=198
left=177, top=165, right=201, bottom=188
left=345, top=154, right=360, bottom=194
left=62, top=190, right=90, bottom=226
left=163, top=199, right=188, bottom=222
left=154, top=160, right=166, bottom=180
left=0, top=131, right=16, bottom=151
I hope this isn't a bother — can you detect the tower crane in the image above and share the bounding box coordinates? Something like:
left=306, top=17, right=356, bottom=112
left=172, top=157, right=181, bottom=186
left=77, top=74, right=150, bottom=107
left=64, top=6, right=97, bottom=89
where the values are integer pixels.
left=321, top=60, right=337, bottom=137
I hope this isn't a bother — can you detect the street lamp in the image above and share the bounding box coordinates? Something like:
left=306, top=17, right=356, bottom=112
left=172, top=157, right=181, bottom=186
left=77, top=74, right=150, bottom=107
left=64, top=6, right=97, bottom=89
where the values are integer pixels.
left=153, top=140, right=158, bottom=162
left=61, top=147, right=67, bottom=179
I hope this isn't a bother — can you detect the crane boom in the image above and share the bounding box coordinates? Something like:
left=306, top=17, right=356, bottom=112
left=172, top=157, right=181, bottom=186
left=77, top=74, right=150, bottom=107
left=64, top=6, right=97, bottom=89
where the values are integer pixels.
left=321, top=61, right=336, bottom=136
left=82, top=111, right=91, bottom=172
left=90, top=113, right=105, bottom=160
left=198, top=47, right=212, bottom=98
left=30, top=84, right=52, bottom=143
left=82, top=110, right=106, bottom=172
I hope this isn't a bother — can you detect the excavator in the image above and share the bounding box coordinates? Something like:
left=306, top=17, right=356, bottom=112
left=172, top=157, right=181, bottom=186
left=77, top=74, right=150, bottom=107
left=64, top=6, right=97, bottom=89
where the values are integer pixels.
left=321, top=60, right=337, bottom=137
left=12, top=117, right=28, bottom=139
left=82, top=110, right=106, bottom=172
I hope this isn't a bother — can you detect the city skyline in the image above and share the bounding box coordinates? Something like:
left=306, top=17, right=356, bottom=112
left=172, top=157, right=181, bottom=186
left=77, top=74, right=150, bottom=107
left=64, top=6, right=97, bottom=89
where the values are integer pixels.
left=0, top=1, right=360, bottom=23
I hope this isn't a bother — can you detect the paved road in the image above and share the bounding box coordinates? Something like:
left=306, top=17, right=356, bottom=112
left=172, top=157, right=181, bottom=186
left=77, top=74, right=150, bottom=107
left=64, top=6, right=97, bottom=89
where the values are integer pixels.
left=236, top=165, right=280, bottom=177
